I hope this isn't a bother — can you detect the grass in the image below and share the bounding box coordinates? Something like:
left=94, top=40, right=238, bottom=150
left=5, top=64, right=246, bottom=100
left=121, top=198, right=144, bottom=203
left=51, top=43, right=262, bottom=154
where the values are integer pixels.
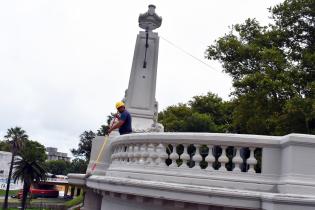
left=0, top=190, right=83, bottom=209
left=65, top=194, right=83, bottom=208
left=0, top=190, right=19, bottom=197
left=0, top=196, right=67, bottom=210
left=30, top=198, right=65, bottom=204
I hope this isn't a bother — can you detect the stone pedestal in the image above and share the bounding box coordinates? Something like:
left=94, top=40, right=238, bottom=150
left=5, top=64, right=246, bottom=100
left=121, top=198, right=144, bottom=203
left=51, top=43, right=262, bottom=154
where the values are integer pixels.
left=124, top=31, right=162, bottom=132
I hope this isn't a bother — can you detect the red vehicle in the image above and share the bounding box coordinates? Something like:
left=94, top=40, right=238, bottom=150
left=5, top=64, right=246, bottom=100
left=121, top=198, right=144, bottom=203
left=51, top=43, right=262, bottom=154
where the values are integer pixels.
left=17, top=183, right=59, bottom=199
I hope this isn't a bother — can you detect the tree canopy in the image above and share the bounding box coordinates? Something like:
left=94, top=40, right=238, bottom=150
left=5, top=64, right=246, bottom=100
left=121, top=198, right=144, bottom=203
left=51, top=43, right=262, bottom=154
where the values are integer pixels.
left=68, top=158, right=88, bottom=174
left=0, top=140, right=10, bottom=152
left=2, top=127, right=48, bottom=210
left=71, top=130, right=95, bottom=161
left=44, top=160, right=70, bottom=175
left=158, top=93, right=233, bottom=133
left=4, top=127, right=28, bottom=154
left=203, top=0, right=314, bottom=135
left=159, top=0, right=314, bottom=135
left=13, top=153, right=46, bottom=210
left=20, top=140, right=47, bottom=163
left=44, top=158, right=88, bottom=175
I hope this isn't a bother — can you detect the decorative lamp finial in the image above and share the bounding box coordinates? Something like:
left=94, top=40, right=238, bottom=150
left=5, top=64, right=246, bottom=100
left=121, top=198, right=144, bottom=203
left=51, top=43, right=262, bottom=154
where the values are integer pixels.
left=138, top=4, right=162, bottom=31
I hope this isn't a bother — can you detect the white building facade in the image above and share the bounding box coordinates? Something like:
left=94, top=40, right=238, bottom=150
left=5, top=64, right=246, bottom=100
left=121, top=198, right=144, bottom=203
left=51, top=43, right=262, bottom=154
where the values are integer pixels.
left=0, top=151, right=23, bottom=190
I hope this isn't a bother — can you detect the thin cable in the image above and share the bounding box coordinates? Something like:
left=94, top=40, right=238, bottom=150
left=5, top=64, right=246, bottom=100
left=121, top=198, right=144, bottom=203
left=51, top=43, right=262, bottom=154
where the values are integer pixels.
left=160, top=35, right=220, bottom=72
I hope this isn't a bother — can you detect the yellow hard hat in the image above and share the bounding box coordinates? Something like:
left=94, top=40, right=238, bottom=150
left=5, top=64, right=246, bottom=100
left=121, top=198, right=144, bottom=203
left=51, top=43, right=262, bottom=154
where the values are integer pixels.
left=115, top=101, right=125, bottom=109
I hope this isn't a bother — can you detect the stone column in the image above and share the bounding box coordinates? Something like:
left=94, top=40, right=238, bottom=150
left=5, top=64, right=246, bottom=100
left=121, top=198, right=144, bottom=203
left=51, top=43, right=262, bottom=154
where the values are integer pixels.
left=124, top=4, right=163, bottom=133
left=76, top=188, right=81, bottom=196
left=70, top=186, right=75, bottom=197
left=64, top=184, right=69, bottom=198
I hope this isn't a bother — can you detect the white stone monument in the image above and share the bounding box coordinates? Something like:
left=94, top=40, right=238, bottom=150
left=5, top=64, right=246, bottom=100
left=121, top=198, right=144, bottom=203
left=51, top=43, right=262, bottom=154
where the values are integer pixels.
left=124, top=4, right=163, bottom=133
left=84, top=4, right=164, bottom=177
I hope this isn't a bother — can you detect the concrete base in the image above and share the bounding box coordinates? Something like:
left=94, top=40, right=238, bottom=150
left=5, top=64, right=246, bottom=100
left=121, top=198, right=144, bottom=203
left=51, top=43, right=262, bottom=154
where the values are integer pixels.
left=261, top=201, right=315, bottom=210
left=101, top=193, right=243, bottom=210
left=83, top=189, right=102, bottom=210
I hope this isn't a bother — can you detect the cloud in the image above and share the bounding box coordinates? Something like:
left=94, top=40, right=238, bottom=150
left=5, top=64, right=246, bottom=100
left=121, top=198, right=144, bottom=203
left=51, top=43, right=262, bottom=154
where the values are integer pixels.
left=0, top=0, right=283, bottom=155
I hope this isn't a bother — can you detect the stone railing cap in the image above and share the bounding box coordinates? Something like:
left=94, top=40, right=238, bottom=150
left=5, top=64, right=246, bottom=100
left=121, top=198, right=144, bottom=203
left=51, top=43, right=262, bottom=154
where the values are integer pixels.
left=112, top=132, right=282, bottom=147
left=280, top=133, right=315, bottom=147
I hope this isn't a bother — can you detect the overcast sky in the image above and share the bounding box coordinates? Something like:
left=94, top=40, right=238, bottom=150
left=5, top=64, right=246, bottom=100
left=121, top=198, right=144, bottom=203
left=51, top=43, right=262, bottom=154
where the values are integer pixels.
left=0, top=0, right=283, bottom=156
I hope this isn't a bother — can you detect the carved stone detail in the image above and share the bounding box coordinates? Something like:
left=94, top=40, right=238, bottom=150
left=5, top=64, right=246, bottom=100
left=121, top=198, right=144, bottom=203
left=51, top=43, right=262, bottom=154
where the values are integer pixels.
left=138, top=5, right=162, bottom=31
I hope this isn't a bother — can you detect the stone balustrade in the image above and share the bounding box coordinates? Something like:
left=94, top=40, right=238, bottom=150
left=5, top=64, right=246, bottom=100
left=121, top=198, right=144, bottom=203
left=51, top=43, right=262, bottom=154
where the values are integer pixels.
left=103, top=133, right=315, bottom=195
left=69, top=133, right=315, bottom=210
left=108, top=133, right=280, bottom=176
left=111, top=142, right=260, bottom=174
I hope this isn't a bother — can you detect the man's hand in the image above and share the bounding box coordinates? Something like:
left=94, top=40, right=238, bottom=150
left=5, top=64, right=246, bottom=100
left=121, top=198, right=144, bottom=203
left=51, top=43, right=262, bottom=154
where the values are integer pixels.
left=107, top=120, right=124, bottom=135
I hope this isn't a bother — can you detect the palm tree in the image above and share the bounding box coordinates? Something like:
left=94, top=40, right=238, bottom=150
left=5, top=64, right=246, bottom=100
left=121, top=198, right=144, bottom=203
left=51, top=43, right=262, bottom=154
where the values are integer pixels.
left=2, top=127, right=28, bottom=210
left=12, top=155, right=47, bottom=210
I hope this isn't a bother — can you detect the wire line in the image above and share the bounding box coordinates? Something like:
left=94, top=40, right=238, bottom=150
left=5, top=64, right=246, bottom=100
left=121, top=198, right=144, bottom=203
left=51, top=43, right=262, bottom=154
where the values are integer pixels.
left=160, top=35, right=221, bottom=73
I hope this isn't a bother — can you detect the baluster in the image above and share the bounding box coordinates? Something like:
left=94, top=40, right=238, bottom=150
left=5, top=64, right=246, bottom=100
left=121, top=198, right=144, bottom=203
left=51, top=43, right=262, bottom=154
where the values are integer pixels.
left=121, top=146, right=125, bottom=163
left=113, top=145, right=119, bottom=163
left=169, top=144, right=179, bottom=167
left=218, top=146, right=228, bottom=171
left=111, top=146, right=117, bottom=163
left=118, top=145, right=124, bottom=163
left=232, top=147, right=243, bottom=172
left=121, top=145, right=126, bottom=162
left=180, top=144, right=190, bottom=168
left=139, top=144, right=148, bottom=165
left=115, top=145, right=119, bottom=163
left=124, top=145, right=128, bottom=162
left=127, top=144, right=134, bottom=164
left=156, top=143, right=167, bottom=166
left=192, top=144, right=203, bottom=169
left=134, top=144, right=141, bottom=164
left=205, top=145, right=215, bottom=171
left=124, top=144, right=129, bottom=164
left=147, top=143, right=155, bottom=165
left=247, top=147, right=257, bottom=173
left=122, top=145, right=127, bottom=162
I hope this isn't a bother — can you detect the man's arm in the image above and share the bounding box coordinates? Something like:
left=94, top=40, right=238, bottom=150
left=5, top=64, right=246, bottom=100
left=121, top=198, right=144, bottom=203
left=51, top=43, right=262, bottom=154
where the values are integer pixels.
left=108, top=120, right=125, bottom=134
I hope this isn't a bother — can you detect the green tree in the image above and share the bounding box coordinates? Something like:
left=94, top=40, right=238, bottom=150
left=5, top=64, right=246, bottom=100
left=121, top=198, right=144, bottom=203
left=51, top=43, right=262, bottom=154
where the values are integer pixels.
left=185, top=112, right=217, bottom=132
left=158, top=104, right=193, bottom=132
left=279, top=97, right=315, bottom=134
left=12, top=154, right=46, bottom=210
left=3, top=127, right=28, bottom=210
left=205, top=0, right=315, bottom=135
left=96, top=125, right=110, bottom=136
left=20, top=140, right=47, bottom=163
left=158, top=97, right=227, bottom=133
left=45, top=160, right=70, bottom=175
left=0, top=140, right=10, bottom=152
left=68, top=158, right=88, bottom=174
left=189, top=92, right=234, bottom=132
left=97, top=114, right=117, bottom=136
left=271, top=0, right=315, bottom=87
left=71, top=131, right=96, bottom=161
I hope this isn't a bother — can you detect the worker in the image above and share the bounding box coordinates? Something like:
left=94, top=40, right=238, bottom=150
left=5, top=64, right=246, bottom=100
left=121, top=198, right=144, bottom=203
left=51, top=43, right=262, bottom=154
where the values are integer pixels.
left=107, top=101, right=132, bottom=135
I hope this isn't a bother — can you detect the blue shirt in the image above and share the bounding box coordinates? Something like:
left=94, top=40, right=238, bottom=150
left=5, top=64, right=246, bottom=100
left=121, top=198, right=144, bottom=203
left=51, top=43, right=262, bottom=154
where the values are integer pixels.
left=119, top=110, right=132, bottom=135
